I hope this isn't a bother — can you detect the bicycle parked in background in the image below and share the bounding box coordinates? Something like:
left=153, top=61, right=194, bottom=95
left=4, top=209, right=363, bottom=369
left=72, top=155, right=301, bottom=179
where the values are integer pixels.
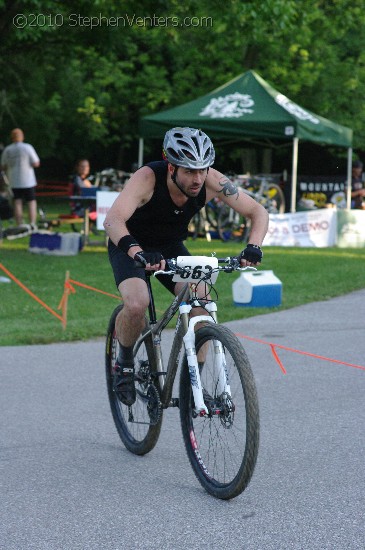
left=91, top=168, right=132, bottom=191
left=189, top=173, right=285, bottom=243
left=105, top=255, right=260, bottom=500
left=217, top=174, right=285, bottom=243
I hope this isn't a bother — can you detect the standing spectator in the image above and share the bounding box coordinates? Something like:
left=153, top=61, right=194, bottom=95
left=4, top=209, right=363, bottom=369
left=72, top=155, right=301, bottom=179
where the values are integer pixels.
left=351, top=160, right=365, bottom=209
left=1, top=128, right=40, bottom=228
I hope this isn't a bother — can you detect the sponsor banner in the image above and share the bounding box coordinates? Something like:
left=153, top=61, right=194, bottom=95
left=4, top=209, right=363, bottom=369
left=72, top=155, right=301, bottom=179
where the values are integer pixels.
left=296, top=175, right=346, bottom=209
left=337, top=209, right=365, bottom=248
left=264, top=209, right=337, bottom=247
left=96, top=191, right=119, bottom=230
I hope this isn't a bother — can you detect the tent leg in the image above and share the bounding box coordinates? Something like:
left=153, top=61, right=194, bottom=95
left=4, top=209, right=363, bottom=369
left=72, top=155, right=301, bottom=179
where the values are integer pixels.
left=138, top=138, right=144, bottom=168
left=290, top=137, right=299, bottom=213
left=346, top=147, right=352, bottom=210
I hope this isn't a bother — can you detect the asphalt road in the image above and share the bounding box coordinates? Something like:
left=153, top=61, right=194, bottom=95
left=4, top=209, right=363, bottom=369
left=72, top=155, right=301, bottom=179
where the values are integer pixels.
left=1, top=289, right=365, bottom=550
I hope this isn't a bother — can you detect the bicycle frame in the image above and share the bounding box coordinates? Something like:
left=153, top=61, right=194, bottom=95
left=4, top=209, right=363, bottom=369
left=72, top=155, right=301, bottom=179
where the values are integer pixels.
left=133, top=271, right=230, bottom=415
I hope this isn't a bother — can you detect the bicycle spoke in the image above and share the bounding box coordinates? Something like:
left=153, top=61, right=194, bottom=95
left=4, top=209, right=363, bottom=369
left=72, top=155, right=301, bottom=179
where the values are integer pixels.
left=180, top=324, right=259, bottom=499
left=105, top=305, right=162, bottom=455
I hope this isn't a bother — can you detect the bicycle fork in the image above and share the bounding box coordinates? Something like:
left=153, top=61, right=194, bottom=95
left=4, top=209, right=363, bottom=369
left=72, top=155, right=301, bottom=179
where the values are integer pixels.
left=181, top=302, right=231, bottom=416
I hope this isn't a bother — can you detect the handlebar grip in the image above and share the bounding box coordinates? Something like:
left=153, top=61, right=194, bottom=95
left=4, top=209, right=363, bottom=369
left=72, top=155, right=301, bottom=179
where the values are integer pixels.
left=134, top=260, right=146, bottom=268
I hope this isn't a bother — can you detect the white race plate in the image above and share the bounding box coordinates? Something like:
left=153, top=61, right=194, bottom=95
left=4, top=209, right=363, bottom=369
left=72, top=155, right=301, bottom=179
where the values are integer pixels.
left=172, top=256, right=219, bottom=284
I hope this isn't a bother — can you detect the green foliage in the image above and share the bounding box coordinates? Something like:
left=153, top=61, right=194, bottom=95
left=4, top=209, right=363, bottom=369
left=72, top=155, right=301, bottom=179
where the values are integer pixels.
left=1, top=0, right=365, bottom=169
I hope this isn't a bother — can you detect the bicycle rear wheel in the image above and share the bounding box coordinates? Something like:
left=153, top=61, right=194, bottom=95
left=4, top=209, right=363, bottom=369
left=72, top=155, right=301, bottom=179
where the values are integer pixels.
left=179, top=324, right=259, bottom=499
left=105, top=304, right=163, bottom=455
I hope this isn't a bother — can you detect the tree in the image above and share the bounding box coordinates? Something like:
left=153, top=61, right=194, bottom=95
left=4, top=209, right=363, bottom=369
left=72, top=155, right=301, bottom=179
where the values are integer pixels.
left=1, top=0, right=365, bottom=175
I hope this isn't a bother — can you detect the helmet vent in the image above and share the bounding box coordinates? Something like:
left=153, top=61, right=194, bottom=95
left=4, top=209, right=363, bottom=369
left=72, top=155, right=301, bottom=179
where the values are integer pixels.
left=181, top=148, right=194, bottom=160
left=166, top=147, right=180, bottom=160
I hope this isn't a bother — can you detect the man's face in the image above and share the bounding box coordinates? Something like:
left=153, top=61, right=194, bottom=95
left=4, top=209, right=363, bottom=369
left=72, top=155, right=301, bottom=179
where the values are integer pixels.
left=171, top=166, right=208, bottom=197
left=352, top=167, right=362, bottom=181
left=11, top=129, right=24, bottom=142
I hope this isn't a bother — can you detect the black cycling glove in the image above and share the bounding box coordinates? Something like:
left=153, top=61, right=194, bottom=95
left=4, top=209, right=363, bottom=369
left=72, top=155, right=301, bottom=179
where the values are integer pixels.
left=240, top=244, right=263, bottom=264
left=134, top=251, right=164, bottom=266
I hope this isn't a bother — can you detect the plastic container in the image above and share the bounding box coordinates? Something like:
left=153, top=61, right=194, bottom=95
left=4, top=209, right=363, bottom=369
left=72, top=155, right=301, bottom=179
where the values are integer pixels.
left=232, top=270, right=282, bottom=307
left=29, top=231, right=82, bottom=256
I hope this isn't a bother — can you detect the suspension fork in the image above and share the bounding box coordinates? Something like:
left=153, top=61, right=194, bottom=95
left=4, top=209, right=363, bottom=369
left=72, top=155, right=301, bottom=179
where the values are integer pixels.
left=181, top=300, right=230, bottom=415
left=204, top=302, right=231, bottom=398
left=181, top=302, right=209, bottom=415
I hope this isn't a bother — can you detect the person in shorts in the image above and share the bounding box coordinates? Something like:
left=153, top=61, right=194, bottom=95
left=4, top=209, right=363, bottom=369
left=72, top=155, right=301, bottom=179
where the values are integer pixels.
left=104, top=127, right=269, bottom=405
left=1, top=128, right=40, bottom=228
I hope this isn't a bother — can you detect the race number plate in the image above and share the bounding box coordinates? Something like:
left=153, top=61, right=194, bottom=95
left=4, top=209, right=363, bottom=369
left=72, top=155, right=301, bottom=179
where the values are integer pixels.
left=172, top=256, right=219, bottom=284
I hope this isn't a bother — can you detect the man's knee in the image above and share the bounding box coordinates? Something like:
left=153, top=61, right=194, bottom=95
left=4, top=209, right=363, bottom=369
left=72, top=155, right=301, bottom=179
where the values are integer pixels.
left=122, top=296, right=149, bottom=318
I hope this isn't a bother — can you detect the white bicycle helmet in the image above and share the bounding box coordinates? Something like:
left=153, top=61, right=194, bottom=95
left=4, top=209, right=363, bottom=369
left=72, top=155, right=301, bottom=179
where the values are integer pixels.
left=163, top=127, right=215, bottom=169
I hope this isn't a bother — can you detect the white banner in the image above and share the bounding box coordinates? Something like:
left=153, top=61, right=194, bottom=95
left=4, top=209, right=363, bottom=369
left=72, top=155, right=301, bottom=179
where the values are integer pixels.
left=96, top=191, right=119, bottom=230
left=263, top=209, right=337, bottom=247
left=337, top=209, right=365, bottom=248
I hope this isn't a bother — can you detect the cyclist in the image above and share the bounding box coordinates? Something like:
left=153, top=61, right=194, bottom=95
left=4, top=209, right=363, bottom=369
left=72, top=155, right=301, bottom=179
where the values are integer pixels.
left=104, top=127, right=269, bottom=406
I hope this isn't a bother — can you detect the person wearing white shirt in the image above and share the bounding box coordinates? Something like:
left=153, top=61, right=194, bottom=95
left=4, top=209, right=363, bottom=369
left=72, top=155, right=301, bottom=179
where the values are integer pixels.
left=1, top=128, right=40, bottom=227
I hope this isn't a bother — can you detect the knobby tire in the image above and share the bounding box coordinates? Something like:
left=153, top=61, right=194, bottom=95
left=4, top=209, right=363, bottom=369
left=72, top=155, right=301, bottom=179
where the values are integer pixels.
left=105, top=304, right=163, bottom=455
left=179, top=324, right=259, bottom=499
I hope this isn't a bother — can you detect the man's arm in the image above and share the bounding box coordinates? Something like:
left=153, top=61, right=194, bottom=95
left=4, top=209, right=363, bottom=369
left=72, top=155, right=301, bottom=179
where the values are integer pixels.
left=351, top=187, right=365, bottom=199
left=1, top=150, right=7, bottom=171
left=103, top=165, right=155, bottom=257
left=206, top=168, right=269, bottom=247
left=28, top=145, right=40, bottom=168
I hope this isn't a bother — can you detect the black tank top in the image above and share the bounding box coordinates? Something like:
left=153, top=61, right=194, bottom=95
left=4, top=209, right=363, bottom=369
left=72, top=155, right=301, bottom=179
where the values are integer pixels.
left=127, top=161, right=206, bottom=248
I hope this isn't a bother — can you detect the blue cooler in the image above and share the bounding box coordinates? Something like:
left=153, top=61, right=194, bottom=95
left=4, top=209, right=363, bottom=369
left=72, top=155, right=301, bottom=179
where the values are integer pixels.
left=232, top=270, right=282, bottom=307
left=29, top=231, right=82, bottom=256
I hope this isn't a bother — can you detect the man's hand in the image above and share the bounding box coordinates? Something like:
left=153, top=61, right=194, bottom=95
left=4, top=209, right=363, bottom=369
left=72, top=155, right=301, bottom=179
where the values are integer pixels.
left=134, top=251, right=165, bottom=271
left=239, top=244, right=263, bottom=266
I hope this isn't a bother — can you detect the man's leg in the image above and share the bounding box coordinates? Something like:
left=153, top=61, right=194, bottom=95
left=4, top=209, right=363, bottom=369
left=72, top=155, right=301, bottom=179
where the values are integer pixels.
left=173, top=281, right=211, bottom=317
left=116, top=277, right=150, bottom=345
left=28, top=199, right=37, bottom=226
left=114, top=277, right=150, bottom=405
left=13, top=199, right=23, bottom=225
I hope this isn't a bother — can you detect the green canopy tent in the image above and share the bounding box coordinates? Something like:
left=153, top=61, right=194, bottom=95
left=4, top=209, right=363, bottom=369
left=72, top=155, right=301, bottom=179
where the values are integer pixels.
left=139, top=70, right=353, bottom=211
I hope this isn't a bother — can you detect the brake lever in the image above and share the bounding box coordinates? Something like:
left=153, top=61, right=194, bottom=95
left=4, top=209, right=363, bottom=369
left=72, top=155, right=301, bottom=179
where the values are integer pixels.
left=237, top=266, right=257, bottom=272
left=153, top=269, right=175, bottom=276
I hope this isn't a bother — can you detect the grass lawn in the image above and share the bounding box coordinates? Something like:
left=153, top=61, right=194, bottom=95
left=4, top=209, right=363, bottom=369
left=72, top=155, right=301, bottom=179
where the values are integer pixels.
left=1, top=225, right=364, bottom=346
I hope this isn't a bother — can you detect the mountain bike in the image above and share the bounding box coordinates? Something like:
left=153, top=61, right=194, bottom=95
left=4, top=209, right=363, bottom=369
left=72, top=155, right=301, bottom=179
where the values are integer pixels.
left=105, top=255, right=260, bottom=500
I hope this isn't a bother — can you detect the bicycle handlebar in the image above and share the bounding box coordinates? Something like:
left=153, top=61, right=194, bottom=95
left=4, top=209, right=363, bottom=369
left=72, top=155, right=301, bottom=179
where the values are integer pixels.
left=134, top=256, right=256, bottom=277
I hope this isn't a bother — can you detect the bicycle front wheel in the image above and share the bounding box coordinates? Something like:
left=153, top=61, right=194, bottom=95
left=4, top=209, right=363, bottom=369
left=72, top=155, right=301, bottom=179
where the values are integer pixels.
left=105, top=304, right=163, bottom=455
left=179, top=324, right=259, bottom=499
